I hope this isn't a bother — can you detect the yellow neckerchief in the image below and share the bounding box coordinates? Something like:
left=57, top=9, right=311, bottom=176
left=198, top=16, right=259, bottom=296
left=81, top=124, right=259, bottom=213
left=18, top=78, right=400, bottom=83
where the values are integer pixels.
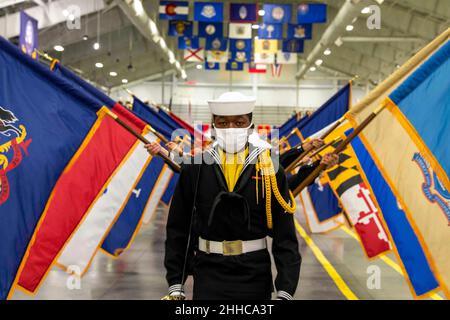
left=218, top=147, right=249, bottom=192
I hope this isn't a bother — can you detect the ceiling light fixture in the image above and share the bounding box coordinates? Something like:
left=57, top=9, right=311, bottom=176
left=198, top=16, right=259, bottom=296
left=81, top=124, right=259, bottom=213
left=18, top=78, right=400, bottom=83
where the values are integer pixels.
left=346, top=25, right=354, bottom=32
left=93, top=42, right=100, bottom=50
left=361, top=7, right=371, bottom=14
left=323, top=48, right=331, bottom=55
left=95, top=62, right=104, bottom=68
left=252, top=24, right=259, bottom=30
left=109, top=71, right=118, bottom=77
left=196, top=64, right=203, bottom=70
left=53, top=45, right=64, bottom=52
left=315, top=59, right=323, bottom=66
left=122, top=79, right=128, bottom=84
left=258, top=9, right=265, bottom=16
left=309, top=66, right=317, bottom=72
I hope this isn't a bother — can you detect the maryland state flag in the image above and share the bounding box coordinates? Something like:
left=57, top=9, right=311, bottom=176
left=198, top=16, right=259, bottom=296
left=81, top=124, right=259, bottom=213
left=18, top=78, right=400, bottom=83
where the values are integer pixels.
left=0, top=36, right=122, bottom=299
left=320, top=123, right=391, bottom=258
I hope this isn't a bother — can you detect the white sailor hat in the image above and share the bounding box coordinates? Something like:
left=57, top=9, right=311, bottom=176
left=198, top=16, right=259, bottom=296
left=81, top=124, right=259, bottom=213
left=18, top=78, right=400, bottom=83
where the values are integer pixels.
left=207, top=92, right=256, bottom=116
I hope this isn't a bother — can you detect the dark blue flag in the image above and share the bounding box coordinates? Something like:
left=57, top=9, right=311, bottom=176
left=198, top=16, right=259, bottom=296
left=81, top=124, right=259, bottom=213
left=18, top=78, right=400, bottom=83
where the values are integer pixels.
left=198, top=21, right=223, bottom=38
left=298, top=83, right=350, bottom=138
left=263, top=4, right=292, bottom=24
left=226, top=61, right=244, bottom=71
left=294, top=84, right=351, bottom=225
left=0, top=36, right=102, bottom=300
left=229, top=3, right=257, bottom=22
left=258, top=23, right=283, bottom=39
left=205, top=61, right=220, bottom=70
left=229, top=39, right=252, bottom=52
left=287, top=23, right=312, bottom=40
left=230, top=50, right=251, bottom=63
left=297, top=3, right=327, bottom=23
left=19, top=11, right=38, bottom=60
left=194, top=2, right=224, bottom=22
left=52, top=62, right=116, bottom=108
left=205, top=37, right=227, bottom=51
left=178, top=36, right=200, bottom=49
left=133, top=97, right=178, bottom=140
left=282, top=39, right=304, bottom=53
left=168, top=20, right=193, bottom=37
left=101, top=155, right=166, bottom=257
left=161, top=173, right=180, bottom=205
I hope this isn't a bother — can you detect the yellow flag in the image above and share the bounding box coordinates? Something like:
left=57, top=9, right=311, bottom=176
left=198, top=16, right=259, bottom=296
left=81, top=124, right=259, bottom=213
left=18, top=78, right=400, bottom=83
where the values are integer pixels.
left=254, top=39, right=278, bottom=54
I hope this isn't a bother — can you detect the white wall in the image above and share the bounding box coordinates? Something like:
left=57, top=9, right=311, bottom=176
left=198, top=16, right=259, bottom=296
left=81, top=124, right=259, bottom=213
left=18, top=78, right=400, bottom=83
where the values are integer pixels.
left=110, top=64, right=367, bottom=126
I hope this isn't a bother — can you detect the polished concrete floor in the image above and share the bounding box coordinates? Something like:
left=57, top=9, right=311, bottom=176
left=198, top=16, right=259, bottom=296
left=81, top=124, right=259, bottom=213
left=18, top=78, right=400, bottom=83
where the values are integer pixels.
left=11, top=203, right=444, bottom=300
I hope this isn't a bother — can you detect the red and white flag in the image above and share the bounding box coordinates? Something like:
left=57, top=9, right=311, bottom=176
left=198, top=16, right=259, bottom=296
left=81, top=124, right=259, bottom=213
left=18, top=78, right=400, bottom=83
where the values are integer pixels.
left=18, top=104, right=148, bottom=293
left=271, top=64, right=282, bottom=77
left=248, top=63, right=267, bottom=74
left=56, top=130, right=158, bottom=276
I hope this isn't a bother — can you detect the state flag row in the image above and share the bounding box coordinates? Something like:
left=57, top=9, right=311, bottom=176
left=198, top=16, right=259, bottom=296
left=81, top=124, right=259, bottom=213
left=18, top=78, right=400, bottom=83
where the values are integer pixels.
left=168, top=20, right=313, bottom=41
left=180, top=37, right=304, bottom=54
left=159, top=1, right=327, bottom=24
left=185, top=49, right=297, bottom=64
left=203, top=61, right=284, bottom=76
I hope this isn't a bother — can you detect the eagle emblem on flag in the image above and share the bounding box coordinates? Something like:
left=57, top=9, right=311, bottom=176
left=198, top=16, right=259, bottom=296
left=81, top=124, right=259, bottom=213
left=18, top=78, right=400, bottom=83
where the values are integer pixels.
left=412, top=153, right=450, bottom=224
left=0, top=106, right=32, bottom=205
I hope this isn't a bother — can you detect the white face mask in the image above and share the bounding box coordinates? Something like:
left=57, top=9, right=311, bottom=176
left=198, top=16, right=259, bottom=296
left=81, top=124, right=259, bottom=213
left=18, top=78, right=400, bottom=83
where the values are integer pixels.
left=214, top=124, right=253, bottom=154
